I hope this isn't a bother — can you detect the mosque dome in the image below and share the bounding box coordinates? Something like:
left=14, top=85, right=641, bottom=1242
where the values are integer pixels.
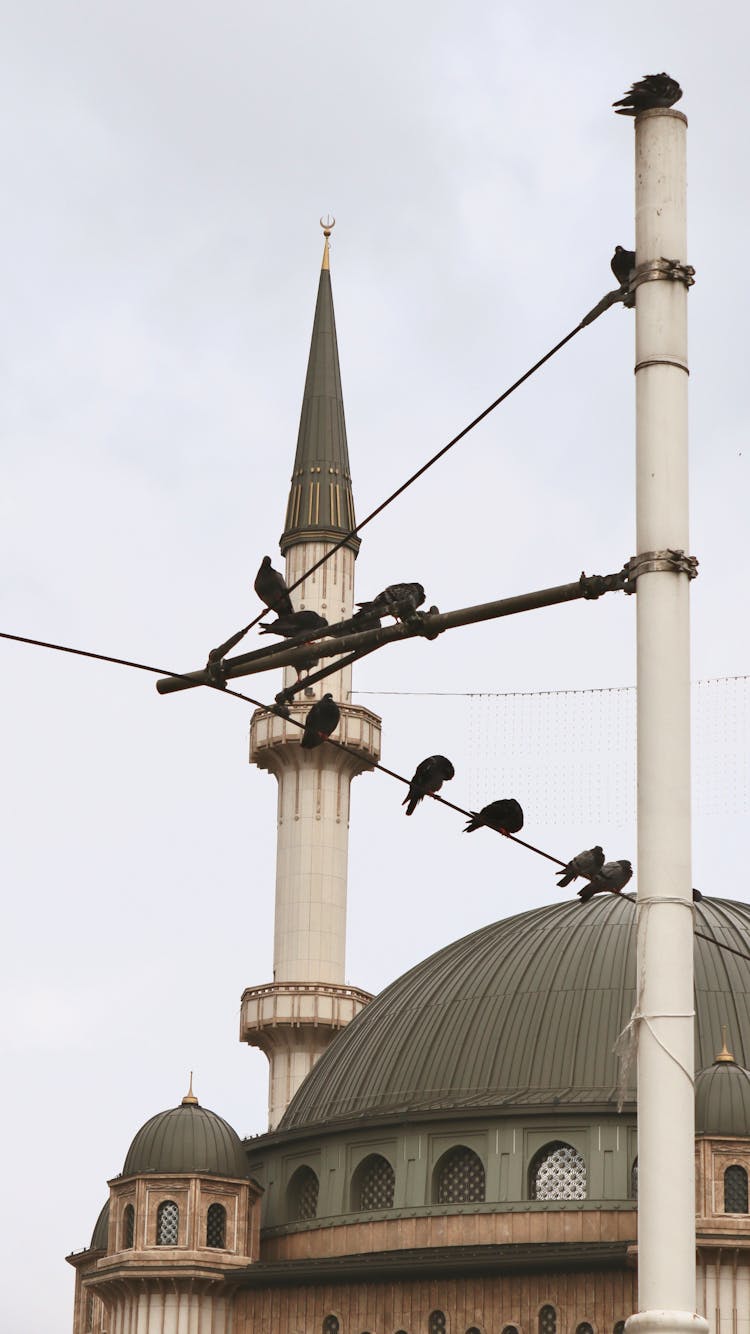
left=696, top=1048, right=750, bottom=1136
left=123, top=1095, right=250, bottom=1178
left=281, top=896, right=750, bottom=1131
left=90, top=1200, right=109, bottom=1250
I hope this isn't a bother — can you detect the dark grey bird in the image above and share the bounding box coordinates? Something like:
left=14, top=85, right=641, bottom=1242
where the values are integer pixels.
left=300, top=693, right=340, bottom=749
left=254, top=556, right=294, bottom=616
left=464, top=798, right=524, bottom=836
left=556, top=846, right=605, bottom=888
left=611, top=246, right=636, bottom=287
left=613, top=73, right=682, bottom=116
left=357, top=582, right=426, bottom=616
left=259, top=610, right=328, bottom=638
left=692, top=888, right=703, bottom=903
left=403, top=755, right=455, bottom=816
left=578, top=859, right=633, bottom=903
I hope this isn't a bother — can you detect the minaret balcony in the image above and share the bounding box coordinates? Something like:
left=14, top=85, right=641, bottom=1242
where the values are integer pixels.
left=250, top=702, right=381, bottom=773
left=240, top=980, right=372, bottom=1052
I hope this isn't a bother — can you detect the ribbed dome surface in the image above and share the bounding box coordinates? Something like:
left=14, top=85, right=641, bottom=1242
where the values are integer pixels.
left=696, top=1059, right=750, bottom=1135
left=123, top=1102, right=249, bottom=1178
left=281, top=896, right=750, bottom=1130
left=90, top=1200, right=109, bottom=1250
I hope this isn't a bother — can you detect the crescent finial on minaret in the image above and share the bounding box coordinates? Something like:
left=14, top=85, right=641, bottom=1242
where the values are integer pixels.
left=320, top=214, right=335, bottom=269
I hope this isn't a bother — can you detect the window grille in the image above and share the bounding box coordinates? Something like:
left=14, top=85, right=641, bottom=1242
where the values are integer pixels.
left=467, top=1327, right=482, bottom=1333
left=355, top=1154, right=395, bottom=1210
left=530, top=1142, right=587, bottom=1200
left=428, top=1313, right=447, bottom=1334
left=323, top=1318, right=340, bottom=1334
left=502, top=1327, right=521, bottom=1334
left=724, top=1164, right=749, bottom=1213
left=539, top=1307, right=557, bottom=1334
left=156, top=1199, right=179, bottom=1245
left=206, top=1203, right=226, bottom=1247
left=436, top=1146, right=486, bottom=1204
left=614, top=1323, right=626, bottom=1334
left=576, top=1324, right=594, bottom=1334
left=630, top=1159, right=638, bottom=1200
left=85, top=1290, right=95, bottom=1332
left=123, top=1203, right=134, bottom=1249
left=289, top=1165, right=319, bottom=1220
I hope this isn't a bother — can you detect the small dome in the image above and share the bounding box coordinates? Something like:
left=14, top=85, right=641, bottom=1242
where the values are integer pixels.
left=123, top=1099, right=249, bottom=1178
left=696, top=1058, right=750, bottom=1135
left=90, top=1200, right=109, bottom=1250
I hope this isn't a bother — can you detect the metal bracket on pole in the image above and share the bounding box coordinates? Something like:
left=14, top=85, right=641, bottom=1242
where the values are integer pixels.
left=578, top=564, right=633, bottom=598
left=629, top=257, right=696, bottom=292
left=626, top=548, right=699, bottom=587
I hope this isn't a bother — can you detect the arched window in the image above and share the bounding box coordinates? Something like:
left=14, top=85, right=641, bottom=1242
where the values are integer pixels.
left=467, top=1327, right=482, bottom=1334
left=539, top=1307, right=557, bottom=1334
left=724, top=1164, right=749, bottom=1213
left=529, top=1142, right=587, bottom=1200
left=435, top=1145, right=486, bottom=1204
left=501, top=1327, right=521, bottom=1334
left=156, top=1199, right=179, bottom=1245
left=206, top=1202, right=226, bottom=1248
left=123, top=1202, right=135, bottom=1249
left=323, top=1318, right=340, bottom=1334
left=352, top=1153, right=395, bottom=1211
left=576, top=1324, right=594, bottom=1334
left=429, top=1314, right=447, bottom=1334
left=287, top=1165, right=319, bottom=1221
left=614, top=1323, right=626, bottom=1334
left=630, top=1158, right=638, bottom=1200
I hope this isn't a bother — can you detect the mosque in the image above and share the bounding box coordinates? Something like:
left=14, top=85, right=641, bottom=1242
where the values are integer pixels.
left=66, top=231, right=750, bottom=1334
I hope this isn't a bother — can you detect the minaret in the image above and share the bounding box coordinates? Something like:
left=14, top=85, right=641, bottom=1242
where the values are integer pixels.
left=240, top=223, right=382, bottom=1129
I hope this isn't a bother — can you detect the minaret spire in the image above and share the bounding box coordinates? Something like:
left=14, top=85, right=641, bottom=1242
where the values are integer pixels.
left=241, top=226, right=381, bottom=1129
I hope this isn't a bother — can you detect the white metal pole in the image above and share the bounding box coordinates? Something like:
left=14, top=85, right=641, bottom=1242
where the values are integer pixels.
left=627, top=107, right=707, bottom=1334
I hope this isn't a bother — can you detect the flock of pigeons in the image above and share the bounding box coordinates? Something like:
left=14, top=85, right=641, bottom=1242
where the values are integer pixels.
left=252, top=558, right=638, bottom=906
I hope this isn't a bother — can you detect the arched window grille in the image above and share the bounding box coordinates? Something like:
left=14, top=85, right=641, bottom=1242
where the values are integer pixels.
left=85, top=1290, right=95, bottom=1332
left=630, top=1158, right=638, bottom=1200
left=539, top=1307, right=557, bottom=1334
left=466, top=1327, right=482, bottom=1334
left=288, top=1165, right=320, bottom=1221
left=429, top=1313, right=447, bottom=1334
left=123, top=1203, right=135, bottom=1249
left=576, top=1324, right=594, bottom=1334
left=323, top=1318, right=340, bottom=1334
left=156, top=1199, right=179, bottom=1245
left=435, top=1145, right=486, bottom=1204
left=724, top=1164, right=749, bottom=1213
left=353, top=1153, right=395, bottom=1211
left=206, top=1202, right=226, bottom=1247
left=529, top=1142, right=587, bottom=1200
left=501, top=1327, right=521, bottom=1334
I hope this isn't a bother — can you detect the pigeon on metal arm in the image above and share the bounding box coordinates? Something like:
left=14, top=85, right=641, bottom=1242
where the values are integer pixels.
left=613, top=73, right=682, bottom=116
left=556, top=846, right=605, bottom=888
left=356, top=582, right=426, bottom=620
left=578, top=859, right=633, bottom=902
left=259, top=610, right=328, bottom=638
left=403, top=755, right=455, bottom=816
left=254, top=556, right=294, bottom=616
left=464, top=799, right=524, bottom=836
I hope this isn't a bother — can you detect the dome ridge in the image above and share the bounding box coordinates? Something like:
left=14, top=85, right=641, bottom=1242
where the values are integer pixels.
left=122, top=1100, right=249, bottom=1178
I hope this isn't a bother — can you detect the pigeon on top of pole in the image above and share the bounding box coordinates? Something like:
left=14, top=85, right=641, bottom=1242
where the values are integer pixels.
left=613, top=73, right=682, bottom=116
left=402, top=755, right=455, bottom=816
left=611, top=246, right=636, bottom=287
left=300, top=693, right=341, bottom=749
left=577, top=859, right=633, bottom=903
left=464, top=799, right=524, bottom=836
left=556, top=846, right=605, bottom=888
left=254, top=556, right=294, bottom=616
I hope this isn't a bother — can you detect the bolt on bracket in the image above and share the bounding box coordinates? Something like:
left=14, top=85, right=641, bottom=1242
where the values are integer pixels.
left=629, top=257, right=696, bottom=292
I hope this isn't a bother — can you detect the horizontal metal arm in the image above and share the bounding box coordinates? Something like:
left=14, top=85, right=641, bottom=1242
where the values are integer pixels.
left=155, top=563, right=632, bottom=696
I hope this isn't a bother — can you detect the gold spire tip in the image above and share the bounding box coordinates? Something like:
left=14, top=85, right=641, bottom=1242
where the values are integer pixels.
left=181, top=1071, right=199, bottom=1105
left=320, top=214, right=335, bottom=270
left=716, top=1025, right=735, bottom=1063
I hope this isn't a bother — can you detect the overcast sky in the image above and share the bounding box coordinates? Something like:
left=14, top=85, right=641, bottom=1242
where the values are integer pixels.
left=2, top=4, right=749, bottom=1331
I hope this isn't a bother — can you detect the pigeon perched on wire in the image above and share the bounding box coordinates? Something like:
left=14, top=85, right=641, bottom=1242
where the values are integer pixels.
left=556, top=846, right=605, bottom=888
left=611, top=246, right=636, bottom=287
left=259, top=610, right=328, bottom=638
left=464, top=799, right=524, bottom=836
left=403, top=755, right=455, bottom=816
left=254, top=556, right=294, bottom=616
left=357, top=582, right=426, bottom=618
left=300, top=693, right=341, bottom=749
left=613, top=73, right=682, bottom=116
left=578, top=859, right=633, bottom=902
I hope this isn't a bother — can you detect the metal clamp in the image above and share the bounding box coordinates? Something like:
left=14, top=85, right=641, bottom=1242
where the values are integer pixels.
left=629, top=257, right=696, bottom=292
left=626, top=549, right=699, bottom=585
left=579, top=565, right=632, bottom=599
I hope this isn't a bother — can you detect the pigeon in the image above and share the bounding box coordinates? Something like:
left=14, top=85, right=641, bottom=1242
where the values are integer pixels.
left=578, top=859, right=633, bottom=903
left=692, top=887, right=703, bottom=903
left=300, top=693, right=341, bottom=749
left=403, top=755, right=455, bottom=816
left=464, top=799, right=524, bottom=836
left=613, top=73, right=683, bottom=117
left=254, top=556, right=294, bottom=616
left=259, top=610, right=328, bottom=638
left=556, top=846, right=605, bottom=888
left=611, top=246, right=636, bottom=287
left=357, top=582, right=426, bottom=616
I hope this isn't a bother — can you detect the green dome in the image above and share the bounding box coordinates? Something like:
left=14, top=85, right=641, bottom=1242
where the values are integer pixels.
left=696, top=1057, right=750, bottom=1135
left=281, top=896, right=750, bottom=1130
left=123, top=1100, right=249, bottom=1178
left=90, top=1200, right=109, bottom=1250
